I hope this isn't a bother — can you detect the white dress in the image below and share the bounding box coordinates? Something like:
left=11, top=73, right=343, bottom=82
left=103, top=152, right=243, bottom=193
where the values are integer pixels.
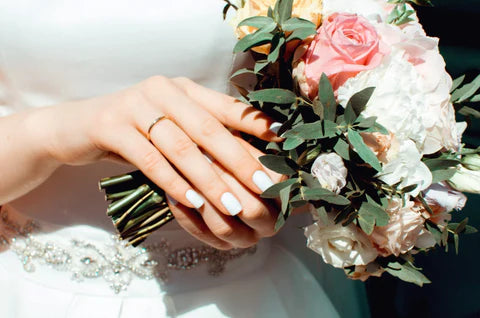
left=0, top=1, right=358, bottom=317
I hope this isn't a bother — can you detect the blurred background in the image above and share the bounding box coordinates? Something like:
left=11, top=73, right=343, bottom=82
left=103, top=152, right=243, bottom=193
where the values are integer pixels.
left=365, top=1, right=480, bottom=317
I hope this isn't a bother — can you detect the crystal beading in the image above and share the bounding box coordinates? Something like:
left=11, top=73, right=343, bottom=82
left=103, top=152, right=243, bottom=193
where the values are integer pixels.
left=0, top=207, right=256, bottom=294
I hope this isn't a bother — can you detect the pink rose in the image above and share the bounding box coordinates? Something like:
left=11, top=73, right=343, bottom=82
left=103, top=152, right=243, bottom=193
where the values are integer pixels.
left=294, top=13, right=389, bottom=98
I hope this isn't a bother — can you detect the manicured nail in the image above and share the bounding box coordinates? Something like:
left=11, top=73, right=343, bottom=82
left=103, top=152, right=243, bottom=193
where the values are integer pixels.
left=221, top=192, right=243, bottom=216
left=269, top=122, right=282, bottom=135
left=186, top=190, right=204, bottom=209
left=166, top=193, right=178, bottom=206
left=252, top=170, right=274, bottom=192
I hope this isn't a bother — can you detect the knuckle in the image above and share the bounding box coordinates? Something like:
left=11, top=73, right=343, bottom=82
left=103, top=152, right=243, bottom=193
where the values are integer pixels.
left=172, top=76, right=192, bottom=86
left=171, top=136, right=195, bottom=157
left=242, top=203, right=267, bottom=221
left=212, top=224, right=235, bottom=239
left=141, top=150, right=163, bottom=174
left=199, top=116, right=223, bottom=137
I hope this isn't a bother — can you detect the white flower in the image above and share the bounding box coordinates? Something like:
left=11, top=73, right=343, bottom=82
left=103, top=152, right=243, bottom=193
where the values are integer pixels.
left=462, top=154, right=480, bottom=171
left=423, top=182, right=467, bottom=213
left=311, top=153, right=348, bottom=194
left=377, top=140, right=432, bottom=196
left=448, top=166, right=480, bottom=194
left=322, top=0, right=389, bottom=23
left=304, top=211, right=378, bottom=268
left=370, top=198, right=433, bottom=257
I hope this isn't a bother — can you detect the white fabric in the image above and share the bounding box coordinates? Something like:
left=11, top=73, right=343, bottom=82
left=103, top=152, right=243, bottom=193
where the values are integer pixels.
left=0, top=1, right=341, bottom=317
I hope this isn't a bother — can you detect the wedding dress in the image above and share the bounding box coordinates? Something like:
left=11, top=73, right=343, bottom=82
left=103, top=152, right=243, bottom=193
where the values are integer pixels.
left=0, top=1, right=359, bottom=317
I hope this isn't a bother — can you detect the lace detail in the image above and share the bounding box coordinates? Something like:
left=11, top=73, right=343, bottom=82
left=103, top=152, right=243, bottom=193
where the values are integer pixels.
left=0, top=207, right=256, bottom=294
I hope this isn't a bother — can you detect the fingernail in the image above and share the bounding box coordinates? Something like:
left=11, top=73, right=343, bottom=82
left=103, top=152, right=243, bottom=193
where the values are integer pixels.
left=186, top=190, right=205, bottom=209
left=252, top=170, right=274, bottom=192
left=269, top=122, right=282, bottom=135
left=166, top=193, right=178, bottom=206
left=221, top=192, right=243, bottom=216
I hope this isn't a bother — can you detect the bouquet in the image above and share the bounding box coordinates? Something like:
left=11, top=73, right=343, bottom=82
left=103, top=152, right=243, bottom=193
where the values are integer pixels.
left=100, top=0, right=480, bottom=285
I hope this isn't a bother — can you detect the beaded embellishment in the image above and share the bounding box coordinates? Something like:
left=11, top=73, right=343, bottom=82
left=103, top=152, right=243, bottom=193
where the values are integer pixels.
left=0, top=207, right=256, bottom=293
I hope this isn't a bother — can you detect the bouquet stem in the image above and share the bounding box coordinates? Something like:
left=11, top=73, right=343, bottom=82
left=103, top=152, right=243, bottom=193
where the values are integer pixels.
left=99, top=171, right=174, bottom=246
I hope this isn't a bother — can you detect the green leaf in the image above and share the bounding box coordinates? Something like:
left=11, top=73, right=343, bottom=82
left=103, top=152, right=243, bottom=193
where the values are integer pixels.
left=301, top=172, right=322, bottom=189
left=286, top=27, right=317, bottom=41
left=356, top=116, right=377, bottom=128
left=230, top=68, right=256, bottom=79
left=238, top=16, right=276, bottom=29
left=253, top=60, right=269, bottom=74
left=459, top=106, right=480, bottom=119
left=347, top=128, right=382, bottom=172
left=454, top=233, right=460, bottom=255
left=431, top=168, right=457, bottom=184
left=452, top=74, right=480, bottom=103
left=275, top=214, right=286, bottom=231
left=323, top=120, right=339, bottom=138
left=283, top=122, right=324, bottom=140
left=301, top=188, right=351, bottom=205
left=334, top=138, right=351, bottom=160
left=248, top=88, right=297, bottom=104
left=385, top=262, right=431, bottom=287
left=358, top=201, right=390, bottom=235
left=280, top=184, right=292, bottom=214
left=261, top=178, right=298, bottom=198
left=312, top=99, right=324, bottom=119
left=233, top=30, right=274, bottom=53
left=283, top=136, right=304, bottom=150
left=451, top=75, right=465, bottom=93
left=424, top=158, right=460, bottom=171
left=344, top=103, right=357, bottom=125
left=346, top=87, right=375, bottom=120
left=281, top=17, right=316, bottom=31
left=276, top=0, right=293, bottom=24
left=318, top=73, right=336, bottom=121
left=471, top=94, right=480, bottom=103
left=268, top=36, right=285, bottom=63
left=259, top=154, right=297, bottom=175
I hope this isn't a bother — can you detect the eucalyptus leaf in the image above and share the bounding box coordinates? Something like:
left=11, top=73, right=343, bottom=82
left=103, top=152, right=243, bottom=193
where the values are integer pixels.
left=358, top=201, right=390, bottom=234
left=385, top=262, right=431, bottom=287
left=316, top=206, right=329, bottom=225
left=451, top=75, right=465, bottom=93
left=276, top=0, right=293, bottom=24
left=261, top=178, right=298, bottom=198
left=312, top=99, right=324, bottom=119
left=334, top=138, right=351, bottom=160
left=347, top=129, right=382, bottom=172
left=259, top=154, right=297, bottom=175
left=233, top=31, right=274, bottom=53
left=286, top=27, right=317, bottom=41
left=301, top=188, right=351, bottom=205
left=281, top=17, right=316, bottom=31
left=268, top=36, right=285, bottom=63
left=283, top=136, right=304, bottom=150
left=254, top=60, right=269, bottom=74
left=283, top=121, right=324, bottom=140
left=280, top=184, right=292, bottom=214
left=230, top=68, right=256, bottom=79
left=301, top=172, right=321, bottom=189
left=431, top=168, right=457, bottom=184
left=248, top=88, right=297, bottom=104
left=318, top=73, right=336, bottom=121
left=275, top=214, right=286, bottom=231
left=346, top=87, right=375, bottom=118
left=324, top=120, right=339, bottom=138
left=451, top=74, right=480, bottom=103
left=238, top=16, right=276, bottom=29
left=424, top=158, right=460, bottom=171
left=459, top=106, right=480, bottom=118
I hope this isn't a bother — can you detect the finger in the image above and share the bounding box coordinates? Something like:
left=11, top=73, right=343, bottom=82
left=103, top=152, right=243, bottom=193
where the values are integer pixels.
left=148, top=117, right=246, bottom=216
left=166, top=196, right=233, bottom=250
left=139, top=81, right=275, bottom=202
left=105, top=128, right=199, bottom=209
left=210, top=159, right=279, bottom=238
left=172, top=77, right=283, bottom=142
left=195, top=197, right=259, bottom=248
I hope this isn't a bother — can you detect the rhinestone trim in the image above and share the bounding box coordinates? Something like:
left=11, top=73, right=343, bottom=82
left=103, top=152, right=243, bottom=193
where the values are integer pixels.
left=0, top=207, right=256, bottom=294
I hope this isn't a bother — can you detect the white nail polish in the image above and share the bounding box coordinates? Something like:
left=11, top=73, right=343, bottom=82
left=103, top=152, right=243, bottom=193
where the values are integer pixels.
left=221, top=192, right=243, bottom=216
left=166, top=193, right=178, bottom=206
left=269, top=122, right=282, bottom=135
left=186, top=190, right=205, bottom=209
left=253, top=170, right=274, bottom=192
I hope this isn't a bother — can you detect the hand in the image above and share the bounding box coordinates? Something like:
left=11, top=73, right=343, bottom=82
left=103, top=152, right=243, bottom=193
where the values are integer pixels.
left=41, top=76, right=283, bottom=248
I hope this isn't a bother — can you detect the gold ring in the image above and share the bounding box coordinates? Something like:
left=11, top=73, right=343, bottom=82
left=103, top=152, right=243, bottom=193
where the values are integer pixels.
left=147, top=115, right=168, bottom=141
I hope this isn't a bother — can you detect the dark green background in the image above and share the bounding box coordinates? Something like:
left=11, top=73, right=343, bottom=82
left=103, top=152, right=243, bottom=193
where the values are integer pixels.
left=366, top=1, right=480, bottom=317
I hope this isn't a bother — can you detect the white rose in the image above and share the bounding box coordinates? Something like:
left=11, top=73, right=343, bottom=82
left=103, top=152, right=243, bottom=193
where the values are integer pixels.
left=311, top=153, right=348, bottom=194
left=423, top=182, right=467, bottom=213
left=304, top=212, right=378, bottom=268
left=370, top=198, right=433, bottom=257
left=448, top=166, right=480, bottom=194
left=376, top=140, right=432, bottom=196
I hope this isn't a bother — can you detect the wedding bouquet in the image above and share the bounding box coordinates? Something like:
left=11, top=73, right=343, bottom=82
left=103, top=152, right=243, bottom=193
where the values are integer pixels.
left=100, top=0, right=480, bottom=285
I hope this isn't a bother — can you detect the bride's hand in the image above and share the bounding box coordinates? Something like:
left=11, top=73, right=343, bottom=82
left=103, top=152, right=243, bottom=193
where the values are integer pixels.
left=41, top=76, right=283, bottom=248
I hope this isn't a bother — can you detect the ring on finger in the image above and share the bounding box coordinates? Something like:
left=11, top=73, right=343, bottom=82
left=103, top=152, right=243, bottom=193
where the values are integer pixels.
left=147, top=115, right=169, bottom=141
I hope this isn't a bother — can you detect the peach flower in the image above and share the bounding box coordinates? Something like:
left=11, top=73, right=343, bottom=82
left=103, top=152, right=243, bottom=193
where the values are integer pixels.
left=370, top=198, right=433, bottom=257
left=360, top=132, right=397, bottom=164
left=231, top=0, right=323, bottom=54
left=349, top=263, right=384, bottom=282
left=293, top=13, right=389, bottom=98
